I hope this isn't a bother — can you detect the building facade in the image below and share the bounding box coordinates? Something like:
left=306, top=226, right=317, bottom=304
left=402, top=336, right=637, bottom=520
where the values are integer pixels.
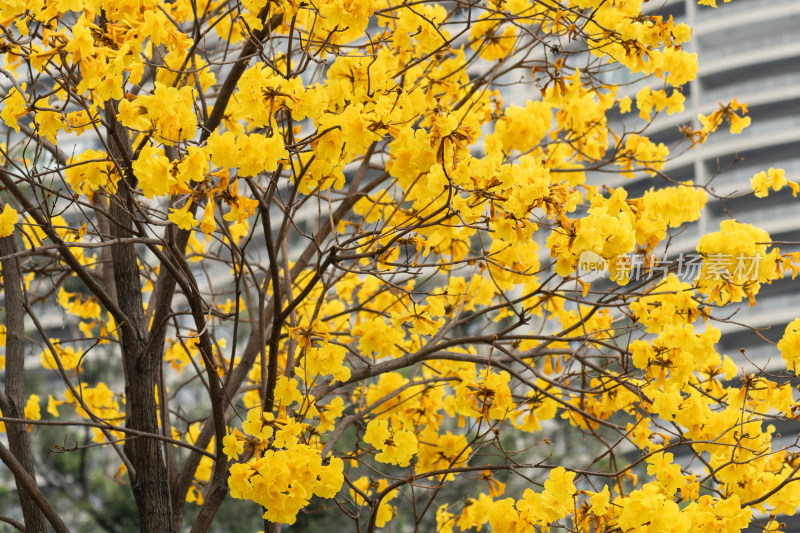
left=626, top=2, right=800, bottom=529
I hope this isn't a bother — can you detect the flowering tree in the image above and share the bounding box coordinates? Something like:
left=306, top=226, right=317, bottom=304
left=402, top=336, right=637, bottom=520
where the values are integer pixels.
left=1, top=0, right=799, bottom=531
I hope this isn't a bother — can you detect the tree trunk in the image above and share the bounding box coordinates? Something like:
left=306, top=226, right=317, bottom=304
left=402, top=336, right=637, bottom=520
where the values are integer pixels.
left=0, top=226, right=51, bottom=533
left=106, top=105, right=173, bottom=531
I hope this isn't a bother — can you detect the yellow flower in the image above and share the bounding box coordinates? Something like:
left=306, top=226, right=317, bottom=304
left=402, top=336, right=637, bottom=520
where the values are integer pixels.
left=316, top=397, right=344, bottom=433
left=588, top=486, right=610, bottom=516
left=0, top=204, right=19, bottom=238
left=34, top=110, right=62, bottom=143
left=41, top=340, right=83, bottom=371
left=751, top=167, right=788, bottom=198
left=63, top=149, right=117, bottom=197
left=646, top=452, right=684, bottom=497
left=168, top=202, right=199, bottom=231
left=364, top=419, right=418, bottom=467
left=47, top=395, right=63, bottom=417
left=222, top=431, right=245, bottom=460
left=24, top=395, right=41, bottom=429
left=273, top=417, right=304, bottom=449
left=200, top=199, right=216, bottom=236
left=778, top=318, right=800, bottom=375
left=241, top=408, right=274, bottom=441
left=132, top=145, right=174, bottom=198
left=0, top=84, right=28, bottom=132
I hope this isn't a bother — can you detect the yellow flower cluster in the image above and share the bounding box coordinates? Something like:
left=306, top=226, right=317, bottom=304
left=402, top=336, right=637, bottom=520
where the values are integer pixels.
left=228, top=445, right=343, bottom=524
left=363, top=418, right=418, bottom=467
left=117, top=84, right=196, bottom=145
left=696, top=220, right=780, bottom=305
left=224, top=407, right=344, bottom=524
left=489, top=467, right=576, bottom=532
left=751, top=167, right=799, bottom=198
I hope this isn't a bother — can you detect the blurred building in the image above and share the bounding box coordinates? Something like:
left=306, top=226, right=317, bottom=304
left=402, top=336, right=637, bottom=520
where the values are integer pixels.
left=617, top=1, right=800, bottom=530
left=631, top=0, right=800, bottom=374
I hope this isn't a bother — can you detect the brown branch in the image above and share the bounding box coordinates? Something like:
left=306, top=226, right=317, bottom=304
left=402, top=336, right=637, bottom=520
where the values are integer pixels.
left=0, top=514, right=25, bottom=532
left=200, top=11, right=284, bottom=142
left=0, top=417, right=216, bottom=459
